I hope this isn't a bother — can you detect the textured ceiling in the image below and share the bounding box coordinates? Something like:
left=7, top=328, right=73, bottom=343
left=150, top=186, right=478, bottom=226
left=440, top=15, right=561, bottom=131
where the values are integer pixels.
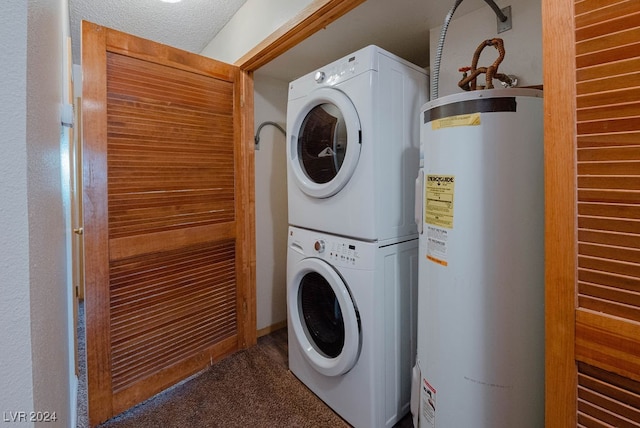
left=69, top=0, right=247, bottom=64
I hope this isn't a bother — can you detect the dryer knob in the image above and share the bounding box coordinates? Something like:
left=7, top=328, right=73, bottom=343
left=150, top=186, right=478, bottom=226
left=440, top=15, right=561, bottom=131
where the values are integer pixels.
left=314, top=240, right=325, bottom=253
left=314, top=71, right=326, bottom=83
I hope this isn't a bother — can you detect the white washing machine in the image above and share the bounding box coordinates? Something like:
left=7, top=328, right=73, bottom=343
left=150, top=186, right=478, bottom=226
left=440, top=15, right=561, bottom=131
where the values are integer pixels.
left=286, top=45, right=428, bottom=245
left=286, top=226, right=418, bottom=428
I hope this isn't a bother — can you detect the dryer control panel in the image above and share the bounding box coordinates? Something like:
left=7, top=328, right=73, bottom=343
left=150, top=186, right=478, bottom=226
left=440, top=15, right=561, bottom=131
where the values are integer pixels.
left=288, top=45, right=383, bottom=99
left=321, top=57, right=359, bottom=86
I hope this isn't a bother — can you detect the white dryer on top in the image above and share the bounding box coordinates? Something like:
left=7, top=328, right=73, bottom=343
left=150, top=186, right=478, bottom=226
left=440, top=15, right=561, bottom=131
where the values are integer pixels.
left=286, top=45, right=429, bottom=245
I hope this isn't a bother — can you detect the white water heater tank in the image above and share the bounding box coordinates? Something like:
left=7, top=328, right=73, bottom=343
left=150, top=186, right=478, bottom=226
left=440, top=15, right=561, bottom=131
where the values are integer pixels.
left=416, top=88, right=544, bottom=427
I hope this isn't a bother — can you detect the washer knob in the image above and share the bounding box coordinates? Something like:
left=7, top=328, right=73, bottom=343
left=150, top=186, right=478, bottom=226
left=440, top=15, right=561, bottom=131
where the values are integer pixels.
left=314, top=71, right=325, bottom=83
left=314, top=240, right=325, bottom=253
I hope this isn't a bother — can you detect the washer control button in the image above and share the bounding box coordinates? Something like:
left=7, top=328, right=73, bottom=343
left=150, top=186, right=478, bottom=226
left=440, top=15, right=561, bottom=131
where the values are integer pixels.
left=314, top=240, right=325, bottom=253
left=314, top=71, right=326, bottom=83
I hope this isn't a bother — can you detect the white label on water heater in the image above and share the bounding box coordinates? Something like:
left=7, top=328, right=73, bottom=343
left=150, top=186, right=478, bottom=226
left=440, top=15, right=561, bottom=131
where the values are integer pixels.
left=431, top=113, right=481, bottom=130
left=426, top=225, right=448, bottom=267
left=421, top=378, right=437, bottom=428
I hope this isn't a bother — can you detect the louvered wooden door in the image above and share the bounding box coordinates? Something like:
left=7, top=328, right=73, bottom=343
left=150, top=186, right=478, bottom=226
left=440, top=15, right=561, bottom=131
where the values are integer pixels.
left=544, top=0, right=640, bottom=425
left=82, top=22, right=255, bottom=426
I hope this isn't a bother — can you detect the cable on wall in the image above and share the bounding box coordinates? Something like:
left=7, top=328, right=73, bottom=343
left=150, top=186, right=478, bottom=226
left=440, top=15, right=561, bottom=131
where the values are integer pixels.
left=254, top=121, right=286, bottom=150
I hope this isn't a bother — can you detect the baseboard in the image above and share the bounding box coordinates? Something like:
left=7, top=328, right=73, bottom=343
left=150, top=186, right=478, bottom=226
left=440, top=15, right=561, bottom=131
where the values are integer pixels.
left=70, top=373, right=78, bottom=428
left=257, top=320, right=287, bottom=338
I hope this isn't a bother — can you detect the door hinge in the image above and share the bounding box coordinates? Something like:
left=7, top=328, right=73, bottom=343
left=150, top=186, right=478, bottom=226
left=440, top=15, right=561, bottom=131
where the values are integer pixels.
left=61, top=103, right=74, bottom=128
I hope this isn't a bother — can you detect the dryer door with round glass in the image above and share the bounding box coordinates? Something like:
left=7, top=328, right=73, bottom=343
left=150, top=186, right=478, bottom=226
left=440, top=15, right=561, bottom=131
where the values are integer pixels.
left=288, top=88, right=361, bottom=199
left=288, top=257, right=361, bottom=376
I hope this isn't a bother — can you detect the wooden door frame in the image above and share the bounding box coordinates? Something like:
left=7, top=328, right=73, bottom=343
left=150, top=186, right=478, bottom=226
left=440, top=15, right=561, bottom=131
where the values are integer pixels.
left=542, top=0, right=577, bottom=425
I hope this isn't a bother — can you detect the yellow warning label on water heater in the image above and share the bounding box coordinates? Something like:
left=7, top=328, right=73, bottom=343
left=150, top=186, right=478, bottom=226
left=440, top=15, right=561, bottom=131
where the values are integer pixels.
left=425, top=175, right=455, bottom=229
left=431, top=113, right=481, bottom=130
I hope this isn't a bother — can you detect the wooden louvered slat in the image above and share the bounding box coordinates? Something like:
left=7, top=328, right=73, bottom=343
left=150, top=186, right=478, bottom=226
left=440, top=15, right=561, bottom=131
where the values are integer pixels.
left=580, top=268, right=640, bottom=292
left=579, top=202, right=640, bottom=219
left=577, top=87, right=640, bottom=109
left=577, top=67, right=640, bottom=95
left=578, top=362, right=640, bottom=425
left=578, top=160, right=640, bottom=176
left=577, top=103, right=640, bottom=123
left=577, top=119, right=640, bottom=135
left=577, top=57, right=640, bottom=84
left=576, top=26, right=640, bottom=56
left=576, top=42, right=640, bottom=69
left=578, top=190, right=640, bottom=204
left=576, top=12, right=640, bottom=43
left=579, top=255, right=640, bottom=278
left=579, top=281, right=640, bottom=307
left=579, top=132, right=640, bottom=148
left=579, top=229, right=640, bottom=249
left=579, top=242, right=640, bottom=264
left=578, top=295, right=640, bottom=323
left=578, top=147, right=640, bottom=162
left=575, top=0, right=640, bottom=24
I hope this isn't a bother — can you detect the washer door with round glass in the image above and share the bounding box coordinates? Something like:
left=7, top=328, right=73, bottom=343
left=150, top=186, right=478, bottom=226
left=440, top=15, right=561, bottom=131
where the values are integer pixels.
left=288, top=87, right=361, bottom=199
left=288, top=258, right=361, bottom=376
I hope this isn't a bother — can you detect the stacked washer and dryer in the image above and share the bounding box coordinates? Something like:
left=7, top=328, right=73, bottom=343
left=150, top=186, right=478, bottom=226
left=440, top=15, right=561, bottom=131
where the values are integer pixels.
left=285, top=45, right=429, bottom=427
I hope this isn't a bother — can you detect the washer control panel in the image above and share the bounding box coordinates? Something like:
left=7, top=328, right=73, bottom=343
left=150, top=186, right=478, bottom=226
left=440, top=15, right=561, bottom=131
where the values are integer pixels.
left=325, top=240, right=359, bottom=265
left=289, top=226, right=375, bottom=270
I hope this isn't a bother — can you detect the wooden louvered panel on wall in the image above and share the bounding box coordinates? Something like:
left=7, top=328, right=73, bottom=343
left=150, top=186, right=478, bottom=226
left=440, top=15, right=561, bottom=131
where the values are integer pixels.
left=109, top=241, right=237, bottom=393
left=107, top=53, right=236, bottom=239
left=83, top=21, right=255, bottom=425
left=574, top=0, right=640, bottom=422
left=105, top=51, right=240, bottom=412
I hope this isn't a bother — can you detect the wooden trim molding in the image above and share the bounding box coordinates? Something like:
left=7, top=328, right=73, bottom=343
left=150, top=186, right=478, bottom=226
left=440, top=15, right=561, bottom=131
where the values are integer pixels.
left=257, top=320, right=287, bottom=338
left=235, top=0, right=366, bottom=71
left=82, top=21, right=114, bottom=425
left=236, top=69, right=257, bottom=349
left=542, top=0, right=578, bottom=426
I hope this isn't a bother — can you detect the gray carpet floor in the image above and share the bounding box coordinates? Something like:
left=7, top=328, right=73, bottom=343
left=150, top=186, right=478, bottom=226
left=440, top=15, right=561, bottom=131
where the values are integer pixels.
left=76, top=304, right=412, bottom=427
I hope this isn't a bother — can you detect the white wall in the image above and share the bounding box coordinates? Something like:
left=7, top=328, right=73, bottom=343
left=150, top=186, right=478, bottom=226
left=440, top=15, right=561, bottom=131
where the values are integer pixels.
left=200, top=0, right=312, bottom=64
left=1, top=2, right=35, bottom=423
left=0, top=0, right=73, bottom=426
left=253, top=75, right=289, bottom=331
left=27, top=0, right=73, bottom=423
left=430, top=0, right=542, bottom=98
